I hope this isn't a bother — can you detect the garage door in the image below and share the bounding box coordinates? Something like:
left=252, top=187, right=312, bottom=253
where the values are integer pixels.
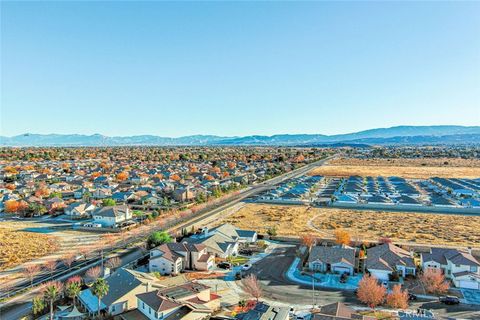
left=333, top=266, right=351, bottom=275
left=459, top=281, right=480, bottom=290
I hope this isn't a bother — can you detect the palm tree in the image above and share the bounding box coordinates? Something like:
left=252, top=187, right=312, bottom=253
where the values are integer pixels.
left=91, top=278, right=109, bottom=318
left=42, top=281, right=63, bottom=320
left=65, top=277, right=82, bottom=306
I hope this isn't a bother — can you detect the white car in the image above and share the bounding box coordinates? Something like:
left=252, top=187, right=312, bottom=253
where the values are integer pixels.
left=241, top=263, right=252, bottom=271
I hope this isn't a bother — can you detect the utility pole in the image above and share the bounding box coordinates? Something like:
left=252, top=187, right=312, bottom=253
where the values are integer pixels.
left=312, top=272, right=315, bottom=308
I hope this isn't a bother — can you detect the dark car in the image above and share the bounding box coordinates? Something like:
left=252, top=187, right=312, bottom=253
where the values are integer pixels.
left=340, top=273, right=348, bottom=283
left=217, top=262, right=232, bottom=269
left=235, top=272, right=242, bottom=280
left=439, top=296, right=460, bottom=305
left=408, top=293, right=417, bottom=301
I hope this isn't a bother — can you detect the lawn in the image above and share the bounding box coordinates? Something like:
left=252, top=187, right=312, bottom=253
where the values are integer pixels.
left=222, top=204, right=480, bottom=247
left=308, top=157, right=480, bottom=179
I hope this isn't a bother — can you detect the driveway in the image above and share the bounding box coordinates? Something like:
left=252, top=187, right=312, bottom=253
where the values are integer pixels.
left=459, top=288, right=480, bottom=305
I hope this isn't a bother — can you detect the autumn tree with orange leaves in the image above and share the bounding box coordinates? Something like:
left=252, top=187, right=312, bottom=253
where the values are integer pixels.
left=386, top=284, right=409, bottom=309
left=334, top=229, right=351, bottom=245
left=300, top=234, right=316, bottom=250
left=5, top=200, right=20, bottom=213
left=420, top=269, right=449, bottom=294
left=357, top=275, right=386, bottom=309
left=116, top=171, right=128, bottom=181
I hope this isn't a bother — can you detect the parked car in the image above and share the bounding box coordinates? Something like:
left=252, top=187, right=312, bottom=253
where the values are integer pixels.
left=235, top=272, right=242, bottom=280
left=439, top=296, right=460, bottom=305
left=239, top=249, right=253, bottom=255
left=408, top=293, right=418, bottom=301
left=340, top=273, right=348, bottom=283
left=241, top=263, right=252, bottom=271
left=84, top=223, right=102, bottom=228
left=217, top=262, right=232, bottom=270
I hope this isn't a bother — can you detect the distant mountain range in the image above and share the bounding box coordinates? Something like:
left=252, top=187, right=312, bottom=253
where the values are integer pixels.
left=1, top=126, right=479, bottom=147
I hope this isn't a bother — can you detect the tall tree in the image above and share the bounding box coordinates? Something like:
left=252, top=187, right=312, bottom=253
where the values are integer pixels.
left=85, top=266, right=102, bottom=282
left=300, top=234, right=316, bottom=251
left=32, top=296, right=46, bottom=316
left=65, top=276, right=82, bottom=306
left=334, top=229, right=351, bottom=246
left=42, top=281, right=63, bottom=320
left=357, top=275, right=386, bottom=309
left=92, top=278, right=109, bottom=318
left=105, top=257, right=122, bottom=272
left=44, top=260, right=57, bottom=280
left=386, top=284, right=409, bottom=309
left=420, top=269, right=449, bottom=294
left=242, top=274, right=262, bottom=302
left=24, top=264, right=41, bottom=288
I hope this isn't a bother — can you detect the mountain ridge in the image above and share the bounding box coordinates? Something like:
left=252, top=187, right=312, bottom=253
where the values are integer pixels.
left=1, top=125, right=479, bottom=146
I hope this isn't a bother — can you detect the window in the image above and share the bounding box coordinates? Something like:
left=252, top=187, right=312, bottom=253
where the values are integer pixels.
left=471, top=266, right=478, bottom=272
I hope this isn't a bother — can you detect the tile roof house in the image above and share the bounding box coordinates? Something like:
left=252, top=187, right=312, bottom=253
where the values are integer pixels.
left=308, top=246, right=356, bottom=275
left=149, top=242, right=214, bottom=275
left=366, top=243, right=416, bottom=281
left=421, top=247, right=480, bottom=289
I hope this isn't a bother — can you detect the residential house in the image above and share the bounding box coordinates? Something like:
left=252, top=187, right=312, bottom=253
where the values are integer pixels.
left=184, top=228, right=239, bottom=259
left=132, top=282, right=220, bottom=320
left=92, top=205, right=132, bottom=227
left=209, top=224, right=258, bottom=243
left=308, top=246, right=356, bottom=275
left=366, top=243, right=416, bottom=281
left=172, top=187, right=196, bottom=202
left=421, top=247, right=480, bottom=290
left=312, top=302, right=376, bottom=320
left=235, top=302, right=289, bottom=320
left=64, top=202, right=96, bottom=217
left=78, top=268, right=163, bottom=316
left=149, top=243, right=215, bottom=275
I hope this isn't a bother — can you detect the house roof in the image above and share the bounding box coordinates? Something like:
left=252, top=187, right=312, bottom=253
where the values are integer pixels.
left=308, top=246, right=356, bottom=267
left=422, top=248, right=480, bottom=267
left=136, top=290, right=182, bottom=312
left=313, top=302, right=376, bottom=320
left=366, top=243, right=415, bottom=272
left=93, top=205, right=128, bottom=218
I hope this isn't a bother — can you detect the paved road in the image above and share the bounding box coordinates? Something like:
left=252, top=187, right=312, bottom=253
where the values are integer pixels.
left=252, top=244, right=480, bottom=319
left=0, top=157, right=332, bottom=320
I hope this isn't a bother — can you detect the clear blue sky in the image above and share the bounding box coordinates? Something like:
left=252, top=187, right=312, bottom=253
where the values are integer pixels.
left=1, top=1, right=479, bottom=137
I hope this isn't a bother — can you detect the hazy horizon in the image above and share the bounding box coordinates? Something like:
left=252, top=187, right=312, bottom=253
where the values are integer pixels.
left=1, top=2, right=479, bottom=137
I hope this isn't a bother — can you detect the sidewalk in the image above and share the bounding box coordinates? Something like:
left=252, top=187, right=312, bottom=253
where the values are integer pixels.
left=286, top=257, right=361, bottom=290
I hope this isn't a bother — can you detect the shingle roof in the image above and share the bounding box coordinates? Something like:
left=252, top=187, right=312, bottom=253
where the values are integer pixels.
left=366, top=243, right=415, bottom=271
left=308, top=246, right=356, bottom=266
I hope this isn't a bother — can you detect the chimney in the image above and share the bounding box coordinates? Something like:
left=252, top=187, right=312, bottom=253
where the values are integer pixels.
left=467, top=247, right=472, bottom=255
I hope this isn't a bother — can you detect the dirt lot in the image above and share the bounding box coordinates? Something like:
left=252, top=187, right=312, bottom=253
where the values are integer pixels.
left=309, top=165, right=480, bottom=179
left=0, top=225, right=59, bottom=271
left=329, top=157, right=480, bottom=167
left=309, top=157, right=480, bottom=179
left=0, top=220, right=101, bottom=271
left=222, top=204, right=480, bottom=247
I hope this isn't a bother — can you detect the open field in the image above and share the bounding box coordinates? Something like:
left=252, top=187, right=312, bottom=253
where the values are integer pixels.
left=0, top=226, right=59, bottom=271
left=222, top=204, right=480, bottom=247
left=329, top=157, right=480, bottom=167
left=309, top=157, right=480, bottom=178
left=0, top=220, right=101, bottom=272
left=309, top=165, right=480, bottom=179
